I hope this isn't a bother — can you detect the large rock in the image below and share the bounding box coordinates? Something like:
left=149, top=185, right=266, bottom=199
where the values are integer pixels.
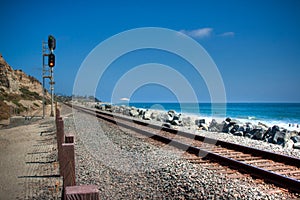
left=123, top=107, right=131, bottom=116
left=230, top=124, right=240, bottom=134
left=293, top=142, right=300, bottom=149
left=150, top=111, right=159, bottom=120
left=291, top=135, right=300, bottom=143
left=251, top=128, right=265, bottom=140
left=162, top=123, right=172, bottom=128
left=167, top=110, right=176, bottom=121
left=105, top=104, right=112, bottom=112
left=129, top=109, right=139, bottom=117
left=225, top=117, right=231, bottom=123
left=284, top=139, right=294, bottom=149
left=195, top=119, right=208, bottom=130
left=244, top=123, right=253, bottom=134
left=182, top=117, right=192, bottom=126
left=199, top=123, right=209, bottom=131
left=238, top=126, right=245, bottom=133
left=272, top=131, right=285, bottom=145
left=138, top=109, right=146, bottom=118
left=165, top=110, right=182, bottom=126
left=143, top=110, right=152, bottom=120
left=232, top=131, right=243, bottom=136
left=209, top=119, right=223, bottom=132
left=158, top=113, right=169, bottom=122
left=258, top=122, right=269, bottom=129
left=271, top=125, right=280, bottom=136
left=222, top=121, right=232, bottom=133
left=262, top=127, right=272, bottom=140
left=195, top=119, right=206, bottom=126
left=171, top=119, right=182, bottom=126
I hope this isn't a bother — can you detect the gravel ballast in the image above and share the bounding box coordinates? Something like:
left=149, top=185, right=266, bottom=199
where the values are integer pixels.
left=63, top=108, right=299, bottom=199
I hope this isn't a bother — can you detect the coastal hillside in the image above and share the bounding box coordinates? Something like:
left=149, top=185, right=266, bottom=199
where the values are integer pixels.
left=0, top=54, right=50, bottom=120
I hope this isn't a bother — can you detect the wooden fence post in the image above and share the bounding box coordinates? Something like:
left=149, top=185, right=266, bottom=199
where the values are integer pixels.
left=61, top=143, right=76, bottom=187
left=65, top=133, right=74, bottom=144
left=65, top=185, right=100, bottom=200
left=56, top=108, right=60, bottom=120
left=56, top=117, right=65, bottom=175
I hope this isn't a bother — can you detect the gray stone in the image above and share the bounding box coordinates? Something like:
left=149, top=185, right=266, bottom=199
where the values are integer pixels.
left=150, top=112, right=159, bottom=120
left=182, top=117, right=192, bottom=126
left=291, top=136, right=300, bottom=143
left=272, top=131, right=285, bottom=144
left=230, top=124, right=240, bottom=134
left=284, top=139, right=294, bottom=149
left=123, top=108, right=131, bottom=116
left=271, top=125, right=280, bottom=136
left=233, top=131, right=243, bottom=136
left=143, top=110, right=152, bottom=120
left=159, top=113, right=169, bottom=122
left=200, top=123, right=209, bottom=131
left=258, top=122, right=269, bottom=129
left=244, top=132, right=252, bottom=138
left=293, top=142, right=300, bottom=149
left=208, top=119, right=223, bottom=132
left=238, top=126, right=245, bottom=133
left=130, top=109, right=139, bottom=117
left=173, top=113, right=181, bottom=121
left=209, top=119, right=223, bottom=132
left=225, top=117, right=231, bottom=122
left=222, top=122, right=232, bottom=133
left=262, top=128, right=272, bottom=139
left=171, top=120, right=182, bottom=126
left=138, top=109, right=146, bottom=117
left=162, top=123, right=171, bottom=128
left=195, top=119, right=205, bottom=126
left=251, top=129, right=265, bottom=140
left=229, top=120, right=238, bottom=126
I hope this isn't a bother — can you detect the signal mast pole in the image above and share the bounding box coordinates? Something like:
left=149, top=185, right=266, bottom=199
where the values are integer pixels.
left=42, top=35, right=56, bottom=118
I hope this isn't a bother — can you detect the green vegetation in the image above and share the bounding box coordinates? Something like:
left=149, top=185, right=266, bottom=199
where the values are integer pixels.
left=0, top=90, right=21, bottom=102
left=20, top=87, right=42, bottom=100
left=0, top=87, right=45, bottom=120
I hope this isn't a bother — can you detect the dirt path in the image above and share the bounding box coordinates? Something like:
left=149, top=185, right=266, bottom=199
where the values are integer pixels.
left=0, top=117, right=62, bottom=199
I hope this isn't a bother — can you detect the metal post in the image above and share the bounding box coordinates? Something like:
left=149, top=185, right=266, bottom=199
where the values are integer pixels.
left=42, top=41, right=46, bottom=119
left=50, top=67, right=54, bottom=117
left=42, top=39, right=55, bottom=118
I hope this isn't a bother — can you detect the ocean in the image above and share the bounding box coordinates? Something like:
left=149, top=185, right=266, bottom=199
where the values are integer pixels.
left=127, top=102, right=300, bottom=129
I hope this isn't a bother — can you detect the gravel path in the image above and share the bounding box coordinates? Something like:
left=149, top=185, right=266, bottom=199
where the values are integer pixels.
left=63, top=107, right=300, bottom=199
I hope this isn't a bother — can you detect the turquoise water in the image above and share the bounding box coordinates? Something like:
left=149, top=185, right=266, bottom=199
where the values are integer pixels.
left=127, top=103, right=300, bottom=126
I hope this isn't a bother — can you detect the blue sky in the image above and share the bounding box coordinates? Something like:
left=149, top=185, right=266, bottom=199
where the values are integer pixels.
left=1, top=0, right=300, bottom=102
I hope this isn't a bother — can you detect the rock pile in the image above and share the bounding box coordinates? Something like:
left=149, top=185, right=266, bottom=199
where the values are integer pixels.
left=95, top=103, right=300, bottom=150
left=209, top=117, right=300, bottom=149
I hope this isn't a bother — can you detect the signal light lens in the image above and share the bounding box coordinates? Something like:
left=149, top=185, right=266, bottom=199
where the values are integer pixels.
left=48, top=53, right=55, bottom=67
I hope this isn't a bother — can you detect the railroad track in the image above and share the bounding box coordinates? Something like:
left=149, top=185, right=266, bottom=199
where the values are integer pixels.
left=68, top=103, right=300, bottom=193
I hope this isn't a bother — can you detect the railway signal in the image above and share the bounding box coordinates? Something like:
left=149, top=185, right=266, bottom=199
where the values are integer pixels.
left=48, top=53, right=55, bottom=67
left=48, top=35, right=56, bottom=51
left=43, top=35, right=57, bottom=117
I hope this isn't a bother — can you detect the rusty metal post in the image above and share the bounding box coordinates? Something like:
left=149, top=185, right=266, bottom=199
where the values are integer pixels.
left=61, top=143, right=76, bottom=187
